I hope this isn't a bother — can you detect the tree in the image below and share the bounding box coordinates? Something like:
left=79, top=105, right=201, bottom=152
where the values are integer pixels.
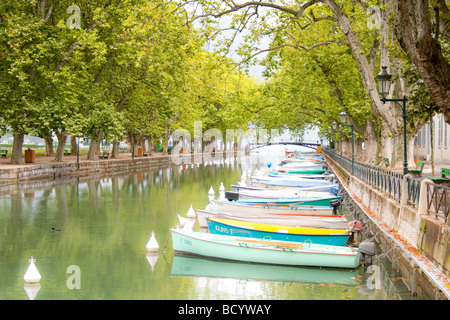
left=393, top=0, right=450, bottom=123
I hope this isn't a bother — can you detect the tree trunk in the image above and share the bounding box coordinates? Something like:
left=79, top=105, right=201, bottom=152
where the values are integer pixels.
left=111, top=141, right=119, bottom=159
left=70, top=136, right=77, bottom=155
left=430, top=114, right=435, bottom=176
left=393, top=0, right=450, bottom=123
left=54, top=131, right=68, bottom=162
left=363, top=119, right=378, bottom=164
left=10, top=133, right=24, bottom=165
left=87, top=131, right=103, bottom=160
left=44, top=135, right=54, bottom=156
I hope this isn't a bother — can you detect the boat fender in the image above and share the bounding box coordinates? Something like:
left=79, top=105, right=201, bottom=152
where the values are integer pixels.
left=348, top=220, right=362, bottom=231
left=358, top=241, right=376, bottom=266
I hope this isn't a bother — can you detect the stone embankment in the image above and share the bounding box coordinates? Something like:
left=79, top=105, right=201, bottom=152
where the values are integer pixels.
left=0, top=155, right=173, bottom=184
left=324, top=154, right=450, bottom=300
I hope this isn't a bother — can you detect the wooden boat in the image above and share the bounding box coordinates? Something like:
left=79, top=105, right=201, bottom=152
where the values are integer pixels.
left=171, top=229, right=361, bottom=269
left=267, top=171, right=333, bottom=180
left=197, top=209, right=347, bottom=228
left=224, top=190, right=338, bottom=201
left=273, top=167, right=326, bottom=175
left=207, top=217, right=350, bottom=246
left=251, top=176, right=335, bottom=188
left=231, top=184, right=340, bottom=196
left=196, top=209, right=346, bottom=228
left=210, top=198, right=335, bottom=215
left=251, top=180, right=339, bottom=190
left=223, top=196, right=342, bottom=207
left=202, top=212, right=349, bottom=228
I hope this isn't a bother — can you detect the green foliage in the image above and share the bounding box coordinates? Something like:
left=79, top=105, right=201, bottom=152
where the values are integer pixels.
left=0, top=0, right=261, bottom=155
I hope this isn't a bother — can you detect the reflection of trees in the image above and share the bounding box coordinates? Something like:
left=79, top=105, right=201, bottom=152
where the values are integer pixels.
left=0, top=160, right=250, bottom=298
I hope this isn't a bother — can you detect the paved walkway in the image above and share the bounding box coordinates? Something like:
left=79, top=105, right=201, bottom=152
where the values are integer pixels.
left=0, top=152, right=167, bottom=169
left=388, top=160, right=450, bottom=181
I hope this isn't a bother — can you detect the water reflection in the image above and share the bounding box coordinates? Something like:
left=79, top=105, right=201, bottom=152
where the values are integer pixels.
left=171, top=255, right=363, bottom=286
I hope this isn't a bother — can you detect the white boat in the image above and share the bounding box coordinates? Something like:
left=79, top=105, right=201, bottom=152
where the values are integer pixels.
left=210, top=198, right=335, bottom=215
left=196, top=209, right=347, bottom=228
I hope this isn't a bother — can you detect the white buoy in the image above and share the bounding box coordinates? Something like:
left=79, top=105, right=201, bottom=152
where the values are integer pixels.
left=146, top=231, right=159, bottom=252
left=23, top=256, right=41, bottom=284
left=177, top=214, right=189, bottom=227
left=186, top=204, right=196, bottom=218
left=182, top=219, right=194, bottom=231
left=219, top=182, right=225, bottom=200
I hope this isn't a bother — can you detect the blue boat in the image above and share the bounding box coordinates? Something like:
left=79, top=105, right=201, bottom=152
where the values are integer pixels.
left=207, top=217, right=350, bottom=247
left=252, top=176, right=338, bottom=188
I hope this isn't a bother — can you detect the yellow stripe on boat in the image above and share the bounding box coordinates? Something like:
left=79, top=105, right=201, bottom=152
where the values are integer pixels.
left=211, top=218, right=348, bottom=235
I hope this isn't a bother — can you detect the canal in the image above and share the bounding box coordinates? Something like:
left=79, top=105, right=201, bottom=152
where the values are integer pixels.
left=0, top=149, right=430, bottom=300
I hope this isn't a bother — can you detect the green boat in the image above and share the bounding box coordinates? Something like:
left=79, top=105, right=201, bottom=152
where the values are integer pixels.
left=171, top=229, right=361, bottom=269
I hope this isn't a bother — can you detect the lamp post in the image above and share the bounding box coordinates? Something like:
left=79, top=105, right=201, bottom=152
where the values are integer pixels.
left=339, top=111, right=355, bottom=174
left=376, top=66, right=408, bottom=175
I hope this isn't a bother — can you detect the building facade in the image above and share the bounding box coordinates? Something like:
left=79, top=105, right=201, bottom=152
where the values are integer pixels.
left=413, top=114, right=450, bottom=164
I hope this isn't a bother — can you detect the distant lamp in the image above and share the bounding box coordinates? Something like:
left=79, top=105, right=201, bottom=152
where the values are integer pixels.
left=339, top=110, right=348, bottom=124
left=332, top=121, right=337, bottom=131
left=376, top=66, right=391, bottom=100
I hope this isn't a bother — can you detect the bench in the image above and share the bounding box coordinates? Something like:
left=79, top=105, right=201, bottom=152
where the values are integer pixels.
left=98, top=152, right=109, bottom=159
left=408, top=161, right=424, bottom=177
left=64, top=149, right=71, bottom=156
left=0, top=150, right=7, bottom=158
left=428, top=168, right=450, bottom=184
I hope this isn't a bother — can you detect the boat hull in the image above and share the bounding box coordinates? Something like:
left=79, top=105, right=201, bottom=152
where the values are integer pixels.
left=226, top=196, right=342, bottom=207
left=196, top=209, right=345, bottom=228
left=171, top=229, right=360, bottom=269
left=207, top=218, right=350, bottom=247
left=210, top=199, right=335, bottom=215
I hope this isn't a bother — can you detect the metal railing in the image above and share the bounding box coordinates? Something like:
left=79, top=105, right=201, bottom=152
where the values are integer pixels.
left=323, top=147, right=450, bottom=226
left=426, top=182, right=450, bottom=224
left=322, top=147, right=418, bottom=207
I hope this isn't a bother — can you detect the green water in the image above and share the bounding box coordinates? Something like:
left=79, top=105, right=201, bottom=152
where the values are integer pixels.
left=0, top=153, right=425, bottom=300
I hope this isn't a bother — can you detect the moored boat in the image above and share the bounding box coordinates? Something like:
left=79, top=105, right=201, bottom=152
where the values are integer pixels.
left=206, top=217, right=350, bottom=246
left=171, top=229, right=361, bottom=269
left=196, top=209, right=346, bottom=228
left=210, top=198, right=336, bottom=215
left=251, top=176, right=335, bottom=188
left=222, top=195, right=342, bottom=207
left=231, top=184, right=340, bottom=195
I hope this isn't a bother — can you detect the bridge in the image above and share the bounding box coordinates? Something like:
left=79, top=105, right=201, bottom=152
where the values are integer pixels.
left=248, top=141, right=321, bottom=152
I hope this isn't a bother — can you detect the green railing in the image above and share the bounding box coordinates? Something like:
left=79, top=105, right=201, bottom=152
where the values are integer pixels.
left=322, top=147, right=419, bottom=207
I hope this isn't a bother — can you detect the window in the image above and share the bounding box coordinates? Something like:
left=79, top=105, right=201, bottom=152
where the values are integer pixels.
left=438, top=116, right=442, bottom=149
left=445, top=122, right=448, bottom=149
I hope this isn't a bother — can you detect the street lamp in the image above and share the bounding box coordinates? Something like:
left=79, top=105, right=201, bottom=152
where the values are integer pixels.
left=376, top=66, right=408, bottom=175
left=339, top=111, right=355, bottom=174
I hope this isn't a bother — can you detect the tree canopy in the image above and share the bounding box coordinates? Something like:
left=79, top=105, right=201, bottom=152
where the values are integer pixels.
left=1, top=0, right=449, bottom=168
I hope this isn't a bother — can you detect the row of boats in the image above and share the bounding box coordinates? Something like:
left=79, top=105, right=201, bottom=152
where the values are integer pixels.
left=170, top=150, right=365, bottom=269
